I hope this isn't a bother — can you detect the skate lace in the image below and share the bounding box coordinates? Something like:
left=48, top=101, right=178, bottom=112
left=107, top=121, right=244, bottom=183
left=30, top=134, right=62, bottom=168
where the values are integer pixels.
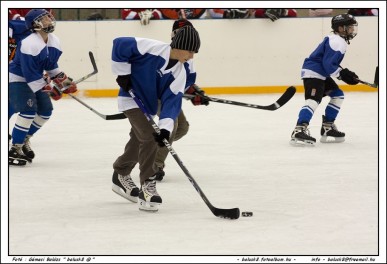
left=143, top=180, right=159, bottom=196
left=12, top=145, right=25, bottom=156
left=297, top=125, right=311, bottom=136
left=331, top=123, right=339, bottom=131
left=121, top=175, right=137, bottom=190
left=303, top=126, right=311, bottom=136
left=23, top=137, right=33, bottom=152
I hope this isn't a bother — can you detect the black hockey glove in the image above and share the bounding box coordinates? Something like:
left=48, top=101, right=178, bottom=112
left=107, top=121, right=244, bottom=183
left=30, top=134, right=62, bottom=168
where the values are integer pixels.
left=223, top=9, right=249, bottom=19
left=185, top=84, right=210, bottom=106
left=153, top=129, right=170, bottom=147
left=116, top=74, right=132, bottom=92
left=264, top=9, right=283, bottom=21
left=338, top=68, right=359, bottom=85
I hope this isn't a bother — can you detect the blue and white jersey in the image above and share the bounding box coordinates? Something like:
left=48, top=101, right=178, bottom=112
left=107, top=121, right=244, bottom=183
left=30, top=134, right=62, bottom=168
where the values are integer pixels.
left=9, top=32, right=62, bottom=93
left=301, top=34, right=347, bottom=80
left=112, top=37, right=192, bottom=132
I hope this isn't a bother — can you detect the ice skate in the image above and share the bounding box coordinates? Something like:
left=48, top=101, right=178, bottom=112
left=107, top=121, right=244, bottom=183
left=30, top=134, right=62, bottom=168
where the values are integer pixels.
left=320, top=115, right=345, bottom=143
left=22, top=135, right=35, bottom=160
left=9, top=144, right=31, bottom=166
left=112, top=171, right=139, bottom=203
left=138, top=175, right=162, bottom=212
left=290, top=123, right=316, bottom=146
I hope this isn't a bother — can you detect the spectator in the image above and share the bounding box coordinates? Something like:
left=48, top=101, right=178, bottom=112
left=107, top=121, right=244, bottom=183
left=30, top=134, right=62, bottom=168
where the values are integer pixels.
left=348, top=9, right=378, bottom=16
left=159, top=9, right=206, bottom=19
left=309, top=9, right=333, bottom=17
left=208, top=9, right=250, bottom=19
left=253, top=9, right=297, bottom=21
left=121, top=9, right=162, bottom=25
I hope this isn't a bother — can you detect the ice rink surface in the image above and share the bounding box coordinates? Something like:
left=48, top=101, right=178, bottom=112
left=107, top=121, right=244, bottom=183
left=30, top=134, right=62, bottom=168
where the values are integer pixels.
left=4, top=92, right=385, bottom=261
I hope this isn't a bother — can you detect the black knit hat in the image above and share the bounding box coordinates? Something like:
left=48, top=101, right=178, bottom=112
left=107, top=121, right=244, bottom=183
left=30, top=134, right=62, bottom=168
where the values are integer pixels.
left=170, top=26, right=200, bottom=53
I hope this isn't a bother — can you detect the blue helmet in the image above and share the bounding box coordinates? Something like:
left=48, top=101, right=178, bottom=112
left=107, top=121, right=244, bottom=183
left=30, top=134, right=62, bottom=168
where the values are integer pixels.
left=25, top=9, right=56, bottom=33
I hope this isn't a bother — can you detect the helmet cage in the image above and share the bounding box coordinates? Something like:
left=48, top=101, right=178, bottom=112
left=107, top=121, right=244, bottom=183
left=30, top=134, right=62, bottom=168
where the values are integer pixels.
left=34, top=12, right=56, bottom=33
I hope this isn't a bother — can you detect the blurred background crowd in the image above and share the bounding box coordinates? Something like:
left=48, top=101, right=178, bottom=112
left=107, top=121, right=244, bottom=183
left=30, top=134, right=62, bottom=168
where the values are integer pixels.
left=9, top=8, right=378, bottom=22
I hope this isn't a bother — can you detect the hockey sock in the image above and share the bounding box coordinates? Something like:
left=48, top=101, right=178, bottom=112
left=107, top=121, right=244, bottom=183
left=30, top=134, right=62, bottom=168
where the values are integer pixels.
left=11, top=111, right=35, bottom=145
left=325, top=96, right=344, bottom=122
left=27, top=111, right=52, bottom=136
left=297, top=99, right=319, bottom=125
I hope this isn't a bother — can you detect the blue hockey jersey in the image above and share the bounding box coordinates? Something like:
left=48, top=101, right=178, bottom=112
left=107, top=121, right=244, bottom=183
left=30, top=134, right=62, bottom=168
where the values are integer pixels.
left=112, top=37, right=194, bottom=132
left=301, top=34, right=347, bottom=80
left=9, top=32, right=62, bottom=92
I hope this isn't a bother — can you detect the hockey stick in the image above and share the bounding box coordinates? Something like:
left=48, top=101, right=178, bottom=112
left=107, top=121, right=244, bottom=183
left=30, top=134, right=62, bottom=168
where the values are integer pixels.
left=184, top=86, right=296, bottom=110
left=128, top=89, right=240, bottom=220
left=357, top=79, right=378, bottom=88
left=66, top=95, right=126, bottom=120
left=61, top=51, right=126, bottom=120
left=61, top=51, right=98, bottom=92
left=357, top=66, right=379, bottom=88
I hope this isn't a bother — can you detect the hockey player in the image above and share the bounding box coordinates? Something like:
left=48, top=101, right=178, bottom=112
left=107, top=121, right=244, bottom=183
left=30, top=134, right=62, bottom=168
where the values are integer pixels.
left=111, top=26, right=201, bottom=211
left=290, top=14, right=359, bottom=146
left=9, top=9, right=78, bottom=166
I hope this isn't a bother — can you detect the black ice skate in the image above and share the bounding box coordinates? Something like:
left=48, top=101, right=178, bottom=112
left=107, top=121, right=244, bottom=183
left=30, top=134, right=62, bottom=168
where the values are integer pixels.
left=138, top=175, right=162, bottom=212
left=9, top=144, right=31, bottom=166
left=112, top=171, right=139, bottom=203
left=290, top=123, right=316, bottom=146
left=320, top=115, right=345, bottom=143
left=22, top=135, right=35, bottom=160
left=154, top=167, right=165, bottom=182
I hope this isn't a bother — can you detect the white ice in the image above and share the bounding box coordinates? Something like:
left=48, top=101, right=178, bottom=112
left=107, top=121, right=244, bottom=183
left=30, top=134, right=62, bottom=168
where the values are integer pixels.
left=3, top=92, right=385, bottom=262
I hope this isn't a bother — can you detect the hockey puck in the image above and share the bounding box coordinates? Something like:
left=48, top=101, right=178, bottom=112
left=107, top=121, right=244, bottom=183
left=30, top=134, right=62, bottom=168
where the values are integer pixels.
left=242, top=211, right=253, bottom=217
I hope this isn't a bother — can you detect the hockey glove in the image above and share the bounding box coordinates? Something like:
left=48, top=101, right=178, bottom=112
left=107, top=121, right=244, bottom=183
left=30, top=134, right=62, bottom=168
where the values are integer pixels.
left=264, top=9, right=283, bottom=21
left=338, top=68, right=359, bottom=85
left=52, top=72, right=78, bottom=94
left=116, top=74, right=132, bottom=92
left=42, top=83, right=62, bottom=101
left=185, top=84, right=210, bottom=106
left=153, top=129, right=170, bottom=147
left=223, top=9, right=249, bottom=19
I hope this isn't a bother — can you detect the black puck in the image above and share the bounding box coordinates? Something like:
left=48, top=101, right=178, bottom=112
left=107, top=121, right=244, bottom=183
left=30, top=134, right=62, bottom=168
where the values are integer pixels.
left=242, top=211, right=253, bottom=217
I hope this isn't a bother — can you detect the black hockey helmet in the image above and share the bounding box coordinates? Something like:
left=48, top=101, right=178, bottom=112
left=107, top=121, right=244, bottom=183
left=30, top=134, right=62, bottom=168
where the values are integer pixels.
left=331, top=13, right=358, bottom=42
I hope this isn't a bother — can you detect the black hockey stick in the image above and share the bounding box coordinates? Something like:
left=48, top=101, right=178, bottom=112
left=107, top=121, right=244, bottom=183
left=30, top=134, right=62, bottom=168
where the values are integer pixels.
left=184, top=86, right=296, bottom=110
left=129, top=89, right=240, bottom=220
left=61, top=51, right=126, bottom=120
left=66, top=95, right=126, bottom=120
left=357, top=79, right=378, bottom=88
left=356, top=66, right=378, bottom=88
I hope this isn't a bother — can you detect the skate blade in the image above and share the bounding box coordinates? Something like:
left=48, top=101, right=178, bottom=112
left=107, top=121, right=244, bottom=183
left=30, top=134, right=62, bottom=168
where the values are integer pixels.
left=320, top=136, right=345, bottom=143
left=138, top=200, right=160, bottom=212
left=9, top=158, right=27, bottom=166
left=290, top=138, right=315, bottom=147
left=112, top=185, right=138, bottom=203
